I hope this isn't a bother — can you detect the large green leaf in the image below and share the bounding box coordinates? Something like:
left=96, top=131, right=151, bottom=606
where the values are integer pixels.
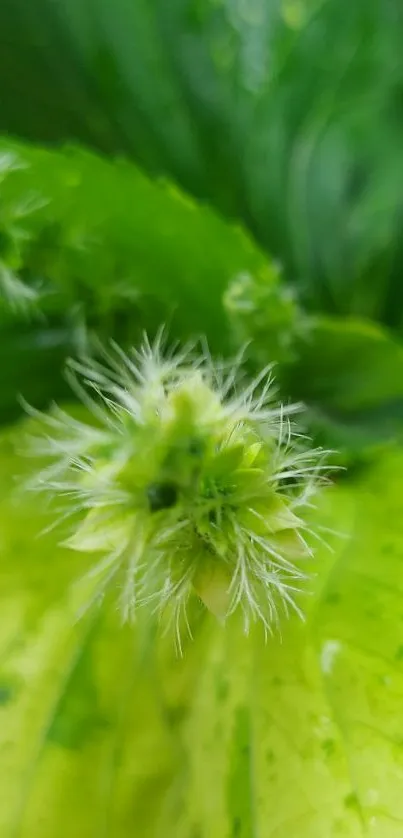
left=178, top=456, right=403, bottom=836
left=2, top=419, right=403, bottom=835
left=1, top=0, right=403, bottom=326
left=0, top=138, right=268, bottom=421
left=0, top=0, right=287, bottom=214
left=0, top=138, right=267, bottom=340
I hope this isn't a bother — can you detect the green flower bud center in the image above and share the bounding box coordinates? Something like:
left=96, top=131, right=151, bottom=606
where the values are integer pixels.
left=147, top=481, right=178, bottom=513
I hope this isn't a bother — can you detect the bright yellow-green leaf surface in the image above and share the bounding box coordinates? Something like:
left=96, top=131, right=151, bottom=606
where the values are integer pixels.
left=183, top=463, right=403, bottom=838
left=1, top=422, right=403, bottom=837
left=0, top=423, right=203, bottom=838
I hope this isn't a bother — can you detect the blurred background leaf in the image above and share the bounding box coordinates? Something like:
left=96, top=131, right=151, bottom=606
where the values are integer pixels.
left=1, top=0, right=403, bottom=331
left=0, top=138, right=268, bottom=422
left=282, top=316, right=403, bottom=462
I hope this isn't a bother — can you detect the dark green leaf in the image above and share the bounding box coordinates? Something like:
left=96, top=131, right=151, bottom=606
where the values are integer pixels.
left=283, top=316, right=403, bottom=461
left=1, top=0, right=403, bottom=329
left=0, top=138, right=268, bottom=421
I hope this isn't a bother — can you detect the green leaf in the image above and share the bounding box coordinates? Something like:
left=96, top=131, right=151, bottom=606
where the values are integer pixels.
left=224, top=274, right=403, bottom=459
left=0, top=424, right=202, bottom=837
left=183, top=455, right=403, bottom=836
left=0, top=138, right=267, bottom=422
left=1, top=0, right=403, bottom=330
left=0, top=138, right=267, bottom=341
left=0, top=0, right=287, bottom=216
left=2, top=419, right=403, bottom=835
left=0, top=320, right=75, bottom=425
left=283, top=316, right=403, bottom=461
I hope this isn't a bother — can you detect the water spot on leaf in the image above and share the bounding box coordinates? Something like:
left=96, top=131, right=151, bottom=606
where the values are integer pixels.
left=321, top=640, right=342, bottom=675
left=326, top=591, right=341, bottom=605
left=47, top=636, right=108, bottom=750
left=232, top=816, right=242, bottom=837
left=215, top=670, right=229, bottom=702
left=344, top=792, right=360, bottom=811
left=227, top=706, right=254, bottom=838
left=166, top=704, right=187, bottom=728
left=0, top=683, right=15, bottom=705
left=322, top=738, right=336, bottom=758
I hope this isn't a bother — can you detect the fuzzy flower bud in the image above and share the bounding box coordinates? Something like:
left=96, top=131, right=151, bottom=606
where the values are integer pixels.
left=24, top=332, right=329, bottom=644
